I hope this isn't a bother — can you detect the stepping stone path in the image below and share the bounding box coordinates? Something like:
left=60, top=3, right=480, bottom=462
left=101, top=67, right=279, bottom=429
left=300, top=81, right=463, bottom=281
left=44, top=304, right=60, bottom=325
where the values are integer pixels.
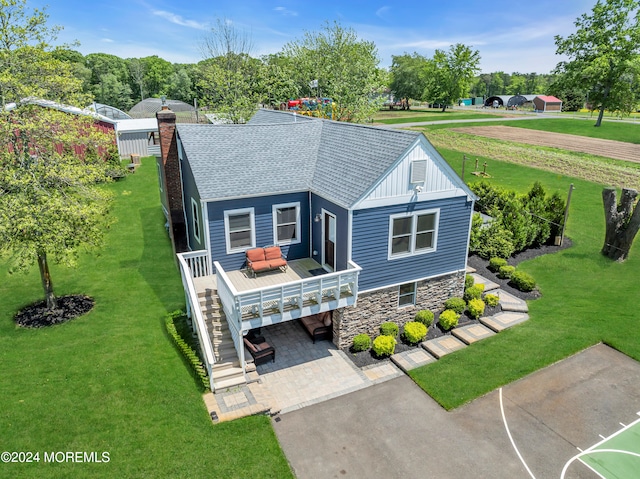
left=389, top=273, right=531, bottom=372
left=470, top=273, right=500, bottom=292
left=452, top=323, right=496, bottom=344
left=421, top=336, right=467, bottom=359
left=391, top=347, right=436, bottom=373
left=480, top=312, right=530, bottom=332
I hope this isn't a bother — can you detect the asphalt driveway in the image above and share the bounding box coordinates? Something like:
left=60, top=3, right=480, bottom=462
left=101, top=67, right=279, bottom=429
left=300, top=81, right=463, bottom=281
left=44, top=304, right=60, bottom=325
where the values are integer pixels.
left=272, top=343, right=640, bottom=478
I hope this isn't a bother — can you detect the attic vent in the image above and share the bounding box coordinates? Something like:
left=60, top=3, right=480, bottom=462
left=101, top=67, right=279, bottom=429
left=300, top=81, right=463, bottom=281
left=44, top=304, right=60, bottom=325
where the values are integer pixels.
left=410, top=160, right=427, bottom=184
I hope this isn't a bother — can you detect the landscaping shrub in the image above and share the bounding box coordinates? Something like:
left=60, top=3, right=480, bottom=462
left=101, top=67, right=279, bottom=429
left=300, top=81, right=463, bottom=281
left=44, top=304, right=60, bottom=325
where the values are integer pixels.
left=444, top=297, right=466, bottom=314
left=471, top=220, right=515, bottom=259
left=470, top=180, right=566, bottom=256
left=438, top=309, right=459, bottom=330
left=484, top=293, right=499, bottom=307
left=380, top=321, right=399, bottom=337
left=498, top=265, right=516, bottom=279
left=463, top=284, right=485, bottom=302
left=372, top=335, right=396, bottom=357
left=467, top=298, right=485, bottom=319
left=415, top=310, right=434, bottom=327
left=489, top=257, right=508, bottom=272
left=465, top=274, right=474, bottom=289
left=165, top=311, right=209, bottom=391
left=510, top=270, right=537, bottom=292
left=403, top=321, right=427, bottom=345
left=352, top=333, right=371, bottom=352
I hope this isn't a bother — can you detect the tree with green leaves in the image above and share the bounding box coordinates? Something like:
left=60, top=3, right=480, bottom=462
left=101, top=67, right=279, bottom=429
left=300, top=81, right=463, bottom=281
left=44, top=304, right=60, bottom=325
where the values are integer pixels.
left=0, top=104, right=116, bottom=309
left=389, top=53, right=429, bottom=108
left=283, top=21, right=384, bottom=122
left=554, top=0, right=640, bottom=126
left=0, top=0, right=87, bottom=106
left=424, top=43, right=480, bottom=111
left=197, top=18, right=261, bottom=123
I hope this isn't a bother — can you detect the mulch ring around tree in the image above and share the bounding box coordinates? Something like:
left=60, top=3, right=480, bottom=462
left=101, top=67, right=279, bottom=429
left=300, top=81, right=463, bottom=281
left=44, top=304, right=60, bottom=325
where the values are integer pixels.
left=14, top=295, right=95, bottom=328
left=342, top=239, right=574, bottom=369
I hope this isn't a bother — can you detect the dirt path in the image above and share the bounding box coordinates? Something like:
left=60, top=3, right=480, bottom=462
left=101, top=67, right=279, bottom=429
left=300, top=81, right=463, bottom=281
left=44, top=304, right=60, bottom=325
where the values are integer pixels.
left=451, top=125, right=640, bottom=163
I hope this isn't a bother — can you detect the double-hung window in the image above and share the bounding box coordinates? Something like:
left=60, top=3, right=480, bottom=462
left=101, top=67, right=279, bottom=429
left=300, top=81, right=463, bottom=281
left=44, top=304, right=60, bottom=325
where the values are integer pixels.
left=273, top=202, right=301, bottom=245
left=388, top=209, right=439, bottom=259
left=224, top=208, right=255, bottom=253
left=191, top=198, right=201, bottom=243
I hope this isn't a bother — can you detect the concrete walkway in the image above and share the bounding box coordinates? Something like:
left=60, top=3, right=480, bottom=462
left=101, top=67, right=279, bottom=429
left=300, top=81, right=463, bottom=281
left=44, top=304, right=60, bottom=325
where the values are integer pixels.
left=205, top=271, right=529, bottom=422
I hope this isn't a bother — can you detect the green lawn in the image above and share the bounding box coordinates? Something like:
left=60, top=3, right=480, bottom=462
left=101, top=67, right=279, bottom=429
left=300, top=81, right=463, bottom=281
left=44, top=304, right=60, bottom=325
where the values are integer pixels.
left=0, top=159, right=292, bottom=478
left=422, top=117, right=640, bottom=144
left=374, top=108, right=510, bottom=124
left=410, top=150, right=640, bottom=409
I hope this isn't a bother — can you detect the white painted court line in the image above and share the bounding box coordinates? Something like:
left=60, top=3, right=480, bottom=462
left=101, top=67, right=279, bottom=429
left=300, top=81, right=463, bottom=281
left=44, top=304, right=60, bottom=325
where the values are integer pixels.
left=499, top=388, right=537, bottom=479
left=561, top=415, right=640, bottom=479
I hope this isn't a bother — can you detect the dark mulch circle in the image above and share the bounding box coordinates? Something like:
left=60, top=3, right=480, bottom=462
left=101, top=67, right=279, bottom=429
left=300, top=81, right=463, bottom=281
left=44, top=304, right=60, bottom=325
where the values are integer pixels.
left=14, top=295, right=95, bottom=328
left=342, top=240, right=573, bottom=368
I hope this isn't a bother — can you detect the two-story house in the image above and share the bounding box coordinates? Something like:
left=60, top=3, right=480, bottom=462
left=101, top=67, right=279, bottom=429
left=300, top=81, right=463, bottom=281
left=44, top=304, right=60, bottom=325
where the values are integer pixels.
left=157, top=107, right=475, bottom=390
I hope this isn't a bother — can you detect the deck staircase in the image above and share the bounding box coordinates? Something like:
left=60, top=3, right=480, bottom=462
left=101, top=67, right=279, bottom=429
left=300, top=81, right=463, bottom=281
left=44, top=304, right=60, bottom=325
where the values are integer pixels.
left=197, top=287, right=254, bottom=391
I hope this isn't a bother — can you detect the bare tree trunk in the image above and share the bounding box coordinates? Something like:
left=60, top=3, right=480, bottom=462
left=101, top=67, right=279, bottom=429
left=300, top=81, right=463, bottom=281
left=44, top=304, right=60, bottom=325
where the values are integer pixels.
left=594, top=83, right=611, bottom=127
left=37, top=251, right=57, bottom=309
left=601, top=187, right=640, bottom=261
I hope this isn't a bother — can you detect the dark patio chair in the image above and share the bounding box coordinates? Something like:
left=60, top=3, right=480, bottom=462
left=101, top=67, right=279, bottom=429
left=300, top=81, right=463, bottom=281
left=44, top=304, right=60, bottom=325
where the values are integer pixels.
left=243, top=336, right=275, bottom=365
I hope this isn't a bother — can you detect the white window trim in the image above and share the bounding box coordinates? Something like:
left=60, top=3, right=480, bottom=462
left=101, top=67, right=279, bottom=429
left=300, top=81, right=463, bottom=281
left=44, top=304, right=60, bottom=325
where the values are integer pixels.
left=224, top=207, right=256, bottom=254
left=191, top=198, right=201, bottom=243
left=272, top=202, right=301, bottom=246
left=398, top=282, right=417, bottom=308
left=388, top=209, right=439, bottom=260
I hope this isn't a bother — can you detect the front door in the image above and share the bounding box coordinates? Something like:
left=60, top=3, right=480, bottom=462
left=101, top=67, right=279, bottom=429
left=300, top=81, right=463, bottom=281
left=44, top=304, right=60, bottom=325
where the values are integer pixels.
left=322, top=211, right=336, bottom=272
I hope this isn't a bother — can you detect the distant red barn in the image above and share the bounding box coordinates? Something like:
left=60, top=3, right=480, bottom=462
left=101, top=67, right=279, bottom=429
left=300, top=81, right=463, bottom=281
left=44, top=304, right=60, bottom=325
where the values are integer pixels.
left=533, top=95, right=562, bottom=112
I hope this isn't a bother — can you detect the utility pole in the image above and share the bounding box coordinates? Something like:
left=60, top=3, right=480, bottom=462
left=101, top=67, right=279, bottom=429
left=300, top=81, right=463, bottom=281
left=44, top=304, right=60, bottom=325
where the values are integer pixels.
left=560, top=184, right=575, bottom=246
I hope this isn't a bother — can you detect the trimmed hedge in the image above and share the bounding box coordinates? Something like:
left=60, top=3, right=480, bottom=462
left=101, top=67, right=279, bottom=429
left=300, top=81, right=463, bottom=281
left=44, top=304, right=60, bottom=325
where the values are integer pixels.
left=510, top=270, right=537, bottom=292
left=380, top=321, right=399, bottom=337
left=403, top=322, right=427, bottom=345
left=372, top=335, right=396, bottom=357
left=465, top=274, right=474, bottom=289
left=415, top=310, right=434, bottom=327
left=484, top=293, right=500, bottom=307
left=352, top=333, right=371, bottom=352
left=498, top=265, right=516, bottom=279
left=165, top=310, right=209, bottom=391
left=489, top=257, right=508, bottom=272
left=467, top=298, right=485, bottom=319
left=444, top=297, right=466, bottom=314
left=464, top=284, right=485, bottom=302
left=438, top=309, right=459, bottom=330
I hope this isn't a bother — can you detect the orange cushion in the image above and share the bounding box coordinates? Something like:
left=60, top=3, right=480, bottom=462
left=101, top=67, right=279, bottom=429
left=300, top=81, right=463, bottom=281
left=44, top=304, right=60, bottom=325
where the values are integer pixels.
left=268, top=258, right=287, bottom=269
left=264, top=246, right=282, bottom=261
left=250, top=260, right=270, bottom=272
left=246, top=248, right=265, bottom=263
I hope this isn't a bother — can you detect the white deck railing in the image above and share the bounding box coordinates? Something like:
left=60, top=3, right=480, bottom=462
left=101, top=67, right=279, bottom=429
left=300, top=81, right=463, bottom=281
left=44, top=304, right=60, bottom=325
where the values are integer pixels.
left=176, top=252, right=216, bottom=391
left=180, top=250, right=211, bottom=278
left=214, top=260, right=361, bottom=330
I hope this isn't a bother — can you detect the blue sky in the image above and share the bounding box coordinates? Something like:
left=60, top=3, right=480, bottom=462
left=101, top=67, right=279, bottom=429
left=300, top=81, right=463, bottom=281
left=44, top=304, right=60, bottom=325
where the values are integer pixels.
left=33, top=0, right=599, bottom=73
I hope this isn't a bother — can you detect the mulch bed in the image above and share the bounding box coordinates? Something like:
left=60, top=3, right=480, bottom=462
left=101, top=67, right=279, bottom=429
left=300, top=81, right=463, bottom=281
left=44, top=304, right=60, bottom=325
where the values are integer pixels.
left=342, top=239, right=573, bottom=369
left=14, top=295, right=95, bottom=328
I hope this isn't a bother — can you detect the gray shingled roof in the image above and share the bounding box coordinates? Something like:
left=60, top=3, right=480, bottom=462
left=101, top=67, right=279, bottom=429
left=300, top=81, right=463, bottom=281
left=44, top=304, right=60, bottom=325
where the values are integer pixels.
left=177, top=111, right=421, bottom=208
left=247, top=108, right=315, bottom=125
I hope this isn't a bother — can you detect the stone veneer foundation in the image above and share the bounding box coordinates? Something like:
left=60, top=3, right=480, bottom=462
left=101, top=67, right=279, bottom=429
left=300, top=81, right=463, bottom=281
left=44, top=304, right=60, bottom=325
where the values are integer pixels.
left=332, top=270, right=466, bottom=349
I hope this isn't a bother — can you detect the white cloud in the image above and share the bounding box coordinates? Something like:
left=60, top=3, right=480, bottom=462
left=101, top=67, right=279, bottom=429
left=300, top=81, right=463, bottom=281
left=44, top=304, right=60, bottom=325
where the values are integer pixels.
left=101, top=38, right=115, bottom=43
left=152, top=10, right=208, bottom=30
left=376, top=6, right=390, bottom=19
left=274, top=6, right=298, bottom=17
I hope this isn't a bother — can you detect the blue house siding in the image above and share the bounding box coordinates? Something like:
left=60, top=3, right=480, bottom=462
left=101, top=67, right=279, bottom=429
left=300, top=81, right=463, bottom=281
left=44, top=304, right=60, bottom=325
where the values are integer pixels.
left=207, top=192, right=310, bottom=272
left=310, top=193, right=349, bottom=271
left=180, top=157, right=203, bottom=251
left=352, top=196, right=472, bottom=291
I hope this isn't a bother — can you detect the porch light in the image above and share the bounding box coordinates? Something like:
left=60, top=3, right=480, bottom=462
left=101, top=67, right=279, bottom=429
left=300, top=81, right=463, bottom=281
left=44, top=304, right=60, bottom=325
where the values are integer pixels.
left=314, top=213, right=322, bottom=222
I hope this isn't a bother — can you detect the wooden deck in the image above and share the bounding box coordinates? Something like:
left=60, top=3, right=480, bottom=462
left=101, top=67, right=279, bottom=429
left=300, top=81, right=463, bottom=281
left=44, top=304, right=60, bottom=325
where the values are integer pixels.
left=193, top=258, right=325, bottom=295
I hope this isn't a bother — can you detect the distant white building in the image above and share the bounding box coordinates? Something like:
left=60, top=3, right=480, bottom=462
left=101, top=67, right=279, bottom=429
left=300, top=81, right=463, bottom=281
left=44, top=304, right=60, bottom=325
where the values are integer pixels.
left=115, top=118, right=159, bottom=158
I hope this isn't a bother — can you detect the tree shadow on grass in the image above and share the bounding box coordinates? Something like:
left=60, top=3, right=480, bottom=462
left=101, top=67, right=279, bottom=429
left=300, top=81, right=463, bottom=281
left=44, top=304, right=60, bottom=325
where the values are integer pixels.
left=137, top=207, right=184, bottom=313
